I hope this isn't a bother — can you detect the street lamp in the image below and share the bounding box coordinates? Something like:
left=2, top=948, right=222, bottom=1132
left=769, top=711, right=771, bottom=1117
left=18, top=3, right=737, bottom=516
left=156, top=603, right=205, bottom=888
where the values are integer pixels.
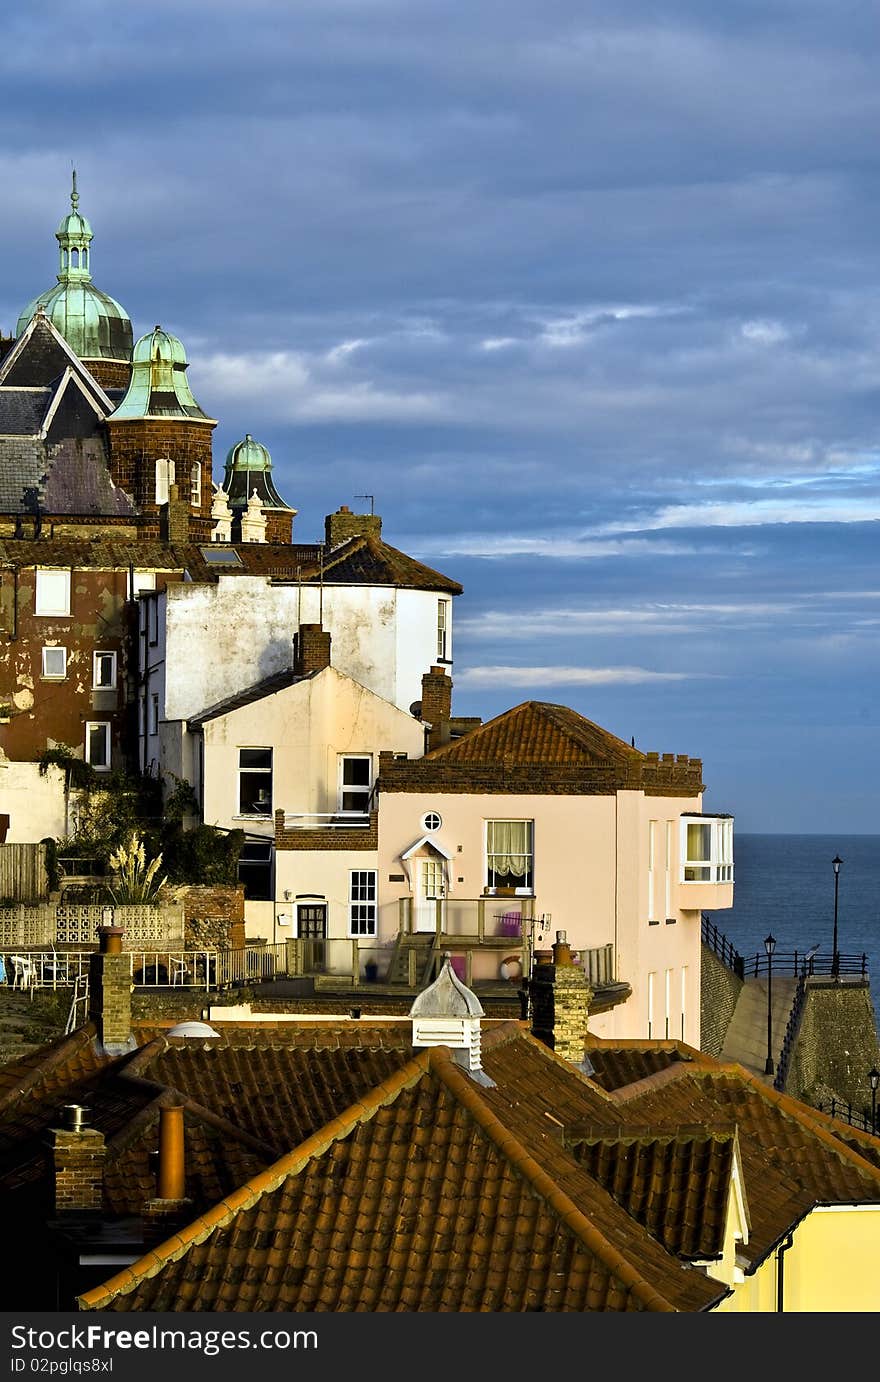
left=831, top=855, right=842, bottom=978
left=764, top=933, right=776, bottom=1077
left=869, top=1066, right=879, bottom=1136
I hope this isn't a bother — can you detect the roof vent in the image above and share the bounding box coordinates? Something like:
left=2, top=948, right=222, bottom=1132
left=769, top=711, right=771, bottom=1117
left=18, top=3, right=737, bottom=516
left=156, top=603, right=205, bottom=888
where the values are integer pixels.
left=166, top=1020, right=221, bottom=1039
left=410, top=954, right=494, bottom=1086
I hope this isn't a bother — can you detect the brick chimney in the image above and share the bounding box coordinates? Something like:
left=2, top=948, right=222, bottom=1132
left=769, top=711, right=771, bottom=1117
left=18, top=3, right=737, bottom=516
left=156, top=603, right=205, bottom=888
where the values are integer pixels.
left=324, top=504, right=382, bottom=549
left=88, top=925, right=134, bottom=1054
left=293, top=623, right=332, bottom=676
left=51, top=1105, right=106, bottom=1212
left=421, top=666, right=452, bottom=751
left=161, top=483, right=190, bottom=545
left=528, top=931, right=594, bottom=1074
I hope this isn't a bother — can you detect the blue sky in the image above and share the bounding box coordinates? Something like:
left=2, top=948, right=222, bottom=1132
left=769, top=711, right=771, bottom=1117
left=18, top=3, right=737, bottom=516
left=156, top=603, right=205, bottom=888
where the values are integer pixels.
left=4, top=0, right=880, bottom=832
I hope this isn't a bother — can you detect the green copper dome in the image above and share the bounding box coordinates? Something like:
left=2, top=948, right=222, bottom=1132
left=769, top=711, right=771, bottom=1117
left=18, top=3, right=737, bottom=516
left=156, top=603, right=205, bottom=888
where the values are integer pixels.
left=109, top=325, right=211, bottom=421
left=223, top=433, right=294, bottom=512
left=16, top=173, right=133, bottom=364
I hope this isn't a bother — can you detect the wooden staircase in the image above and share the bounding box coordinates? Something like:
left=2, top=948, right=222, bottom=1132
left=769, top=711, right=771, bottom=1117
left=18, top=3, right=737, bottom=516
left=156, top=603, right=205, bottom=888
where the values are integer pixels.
left=387, top=933, right=440, bottom=988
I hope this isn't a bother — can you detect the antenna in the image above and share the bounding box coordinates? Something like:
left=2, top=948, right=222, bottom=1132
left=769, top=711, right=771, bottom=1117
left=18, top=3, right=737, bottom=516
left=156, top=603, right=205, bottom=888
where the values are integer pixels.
left=355, top=494, right=375, bottom=515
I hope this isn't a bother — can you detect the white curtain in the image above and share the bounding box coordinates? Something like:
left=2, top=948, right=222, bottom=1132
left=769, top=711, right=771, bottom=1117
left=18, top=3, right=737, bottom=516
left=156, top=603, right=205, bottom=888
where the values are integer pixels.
left=487, top=820, right=531, bottom=877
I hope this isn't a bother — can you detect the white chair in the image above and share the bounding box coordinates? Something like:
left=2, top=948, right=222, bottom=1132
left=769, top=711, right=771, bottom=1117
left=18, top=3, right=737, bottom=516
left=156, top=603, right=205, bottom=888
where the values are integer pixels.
left=10, top=955, right=36, bottom=991
left=170, top=958, right=188, bottom=987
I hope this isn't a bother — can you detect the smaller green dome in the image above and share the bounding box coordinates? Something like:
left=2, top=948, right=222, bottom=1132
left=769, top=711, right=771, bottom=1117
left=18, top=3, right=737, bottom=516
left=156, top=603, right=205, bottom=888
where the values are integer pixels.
left=223, top=433, right=294, bottom=513
left=109, top=325, right=211, bottom=422
left=225, top=433, right=272, bottom=471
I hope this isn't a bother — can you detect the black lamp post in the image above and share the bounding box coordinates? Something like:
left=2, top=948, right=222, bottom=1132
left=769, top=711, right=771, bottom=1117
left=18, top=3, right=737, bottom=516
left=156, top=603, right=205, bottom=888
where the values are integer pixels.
left=870, top=1066, right=879, bottom=1136
left=764, top=933, right=776, bottom=1077
left=831, top=855, right=842, bottom=978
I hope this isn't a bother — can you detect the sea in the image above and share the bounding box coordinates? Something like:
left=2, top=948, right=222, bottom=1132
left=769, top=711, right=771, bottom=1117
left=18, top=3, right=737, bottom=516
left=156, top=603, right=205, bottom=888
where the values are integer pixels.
left=711, top=834, right=880, bottom=982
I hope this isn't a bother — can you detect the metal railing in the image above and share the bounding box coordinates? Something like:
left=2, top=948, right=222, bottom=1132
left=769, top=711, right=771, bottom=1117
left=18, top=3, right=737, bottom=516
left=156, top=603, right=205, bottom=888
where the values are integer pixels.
left=773, top=973, right=807, bottom=1092
left=701, top=914, right=744, bottom=978
left=814, top=1097, right=878, bottom=1137
left=6, top=944, right=291, bottom=992
left=740, top=949, right=869, bottom=980
left=701, top=915, right=870, bottom=981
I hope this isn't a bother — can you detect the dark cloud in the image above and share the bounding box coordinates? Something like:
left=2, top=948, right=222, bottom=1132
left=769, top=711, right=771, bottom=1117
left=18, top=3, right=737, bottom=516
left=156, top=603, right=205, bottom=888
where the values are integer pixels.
left=4, top=0, right=880, bottom=829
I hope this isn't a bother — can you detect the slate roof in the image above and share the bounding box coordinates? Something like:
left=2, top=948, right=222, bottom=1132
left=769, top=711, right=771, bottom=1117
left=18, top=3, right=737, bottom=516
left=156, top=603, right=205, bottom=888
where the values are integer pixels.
left=319, top=534, right=463, bottom=594
left=0, top=389, right=53, bottom=435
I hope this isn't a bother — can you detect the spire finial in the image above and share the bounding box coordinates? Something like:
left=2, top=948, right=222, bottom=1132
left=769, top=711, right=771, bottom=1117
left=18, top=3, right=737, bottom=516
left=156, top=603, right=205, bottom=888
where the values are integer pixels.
left=71, top=167, right=78, bottom=214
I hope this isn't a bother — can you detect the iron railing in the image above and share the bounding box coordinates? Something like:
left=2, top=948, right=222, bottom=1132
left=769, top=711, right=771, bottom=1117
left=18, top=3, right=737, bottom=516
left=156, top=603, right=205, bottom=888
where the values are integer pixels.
left=701, top=914, right=744, bottom=977
left=7, top=944, right=290, bottom=993
left=772, top=973, right=807, bottom=1092
left=814, top=1097, right=878, bottom=1137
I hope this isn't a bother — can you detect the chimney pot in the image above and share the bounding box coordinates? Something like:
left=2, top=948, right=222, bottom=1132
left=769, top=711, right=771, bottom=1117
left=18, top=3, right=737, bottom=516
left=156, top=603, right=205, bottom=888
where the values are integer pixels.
left=157, top=1101, right=186, bottom=1201
left=63, top=1104, right=89, bottom=1131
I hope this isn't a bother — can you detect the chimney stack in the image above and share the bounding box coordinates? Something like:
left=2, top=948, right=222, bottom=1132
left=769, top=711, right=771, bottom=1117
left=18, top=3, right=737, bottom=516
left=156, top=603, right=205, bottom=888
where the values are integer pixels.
left=528, top=930, right=594, bottom=1073
left=51, top=1106, right=106, bottom=1212
left=161, top=483, right=190, bottom=545
left=293, top=623, right=332, bottom=676
left=88, top=925, right=134, bottom=1054
left=324, top=504, right=382, bottom=549
left=421, top=666, right=452, bottom=751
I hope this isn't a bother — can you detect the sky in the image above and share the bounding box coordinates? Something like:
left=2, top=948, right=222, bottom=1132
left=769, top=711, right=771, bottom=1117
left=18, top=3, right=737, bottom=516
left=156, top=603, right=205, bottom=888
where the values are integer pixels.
left=3, top=0, right=880, bottom=833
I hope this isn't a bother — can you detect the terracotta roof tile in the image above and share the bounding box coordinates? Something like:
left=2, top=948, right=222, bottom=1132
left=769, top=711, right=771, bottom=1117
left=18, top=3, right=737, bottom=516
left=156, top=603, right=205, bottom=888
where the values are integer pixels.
left=425, top=701, right=641, bottom=765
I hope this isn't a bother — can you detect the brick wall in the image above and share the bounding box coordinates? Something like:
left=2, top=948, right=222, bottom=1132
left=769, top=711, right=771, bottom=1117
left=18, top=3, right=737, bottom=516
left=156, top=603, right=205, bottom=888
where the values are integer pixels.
left=85, top=359, right=132, bottom=391
left=378, top=750, right=704, bottom=797
left=179, top=884, right=246, bottom=950
left=275, top=809, right=378, bottom=851
left=105, top=417, right=215, bottom=521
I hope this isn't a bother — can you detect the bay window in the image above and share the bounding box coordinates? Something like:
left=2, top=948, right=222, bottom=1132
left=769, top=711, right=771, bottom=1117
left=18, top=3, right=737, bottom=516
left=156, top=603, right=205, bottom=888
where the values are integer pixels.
left=680, top=815, right=734, bottom=884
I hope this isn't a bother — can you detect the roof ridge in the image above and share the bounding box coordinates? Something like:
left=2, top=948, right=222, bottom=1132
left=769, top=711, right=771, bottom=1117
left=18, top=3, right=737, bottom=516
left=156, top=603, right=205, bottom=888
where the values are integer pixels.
left=713, top=1064, right=880, bottom=1183
left=77, top=1048, right=434, bottom=1312
left=428, top=1048, right=681, bottom=1312
left=0, top=1023, right=99, bottom=1117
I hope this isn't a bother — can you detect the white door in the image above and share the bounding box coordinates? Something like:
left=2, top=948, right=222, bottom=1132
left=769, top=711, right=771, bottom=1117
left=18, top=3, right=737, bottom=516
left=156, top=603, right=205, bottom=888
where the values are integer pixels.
left=416, top=857, right=445, bottom=932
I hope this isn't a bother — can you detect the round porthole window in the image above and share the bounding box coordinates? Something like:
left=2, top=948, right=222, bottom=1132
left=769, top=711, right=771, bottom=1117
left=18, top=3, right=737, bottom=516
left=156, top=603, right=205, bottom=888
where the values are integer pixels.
left=422, top=811, right=442, bottom=832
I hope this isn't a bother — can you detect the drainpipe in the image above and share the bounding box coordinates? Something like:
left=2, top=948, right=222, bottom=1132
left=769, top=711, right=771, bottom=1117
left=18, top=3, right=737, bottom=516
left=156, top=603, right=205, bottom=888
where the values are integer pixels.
left=776, top=1232, right=794, bottom=1312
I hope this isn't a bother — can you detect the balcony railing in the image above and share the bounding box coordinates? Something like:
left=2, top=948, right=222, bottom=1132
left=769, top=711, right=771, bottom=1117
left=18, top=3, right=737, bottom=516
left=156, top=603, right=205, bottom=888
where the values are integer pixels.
left=398, top=895, right=537, bottom=942
left=281, top=812, right=370, bottom=829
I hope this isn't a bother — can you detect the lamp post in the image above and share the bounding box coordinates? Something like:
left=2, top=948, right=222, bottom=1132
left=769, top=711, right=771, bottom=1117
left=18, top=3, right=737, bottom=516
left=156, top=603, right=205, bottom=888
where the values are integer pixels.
left=764, top=933, right=776, bottom=1077
left=831, top=855, right=842, bottom=978
left=870, top=1066, right=879, bottom=1136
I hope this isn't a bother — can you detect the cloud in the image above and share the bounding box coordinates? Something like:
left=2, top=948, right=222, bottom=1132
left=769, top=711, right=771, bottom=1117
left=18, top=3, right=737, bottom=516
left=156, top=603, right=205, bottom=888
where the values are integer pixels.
left=600, top=498, right=880, bottom=531
left=454, top=665, right=701, bottom=687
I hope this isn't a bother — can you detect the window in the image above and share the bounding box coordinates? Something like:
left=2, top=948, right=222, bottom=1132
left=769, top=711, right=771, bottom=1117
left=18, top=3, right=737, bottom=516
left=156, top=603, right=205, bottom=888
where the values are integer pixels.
left=486, top=819, right=533, bottom=892
left=149, top=693, right=159, bottom=735
left=238, top=748, right=273, bottom=816
left=92, top=650, right=117, bottom=689
left=647, top=820, right=657, bottom=921
left=155, top=457, right=175, bottom=506
left=338, top=755, right=371, bottom=815
left=422, top=811, right=443, bottom=832
left=238, top=840, right=273, bottom=901
left=85, top=722, right=111, bottom=771
left=349, top=870, right=377, bottom=936
left=437, top=599, right=450, bottom=660
left=35, top=568, right=70, bottom=616
left=41, top=646, right=67, bottom=679
left=131, top=571, right=156, bottom=598
left=681, top=815, right=734, bottom=884
left=191, top=462, right=202, bottom=509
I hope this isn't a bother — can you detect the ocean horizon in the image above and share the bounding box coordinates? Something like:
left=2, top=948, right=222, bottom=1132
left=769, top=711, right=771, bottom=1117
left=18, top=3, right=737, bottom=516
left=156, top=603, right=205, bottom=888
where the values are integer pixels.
left=711, top=832, right=880, bottom=982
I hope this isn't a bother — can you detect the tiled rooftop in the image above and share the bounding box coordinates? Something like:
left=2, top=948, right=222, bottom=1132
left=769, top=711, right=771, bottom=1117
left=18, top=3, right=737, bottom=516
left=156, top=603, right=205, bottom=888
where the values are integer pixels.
left=426, top=701, right=642, bottom=765
left=2, top=1017, right=879, bottom=1313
